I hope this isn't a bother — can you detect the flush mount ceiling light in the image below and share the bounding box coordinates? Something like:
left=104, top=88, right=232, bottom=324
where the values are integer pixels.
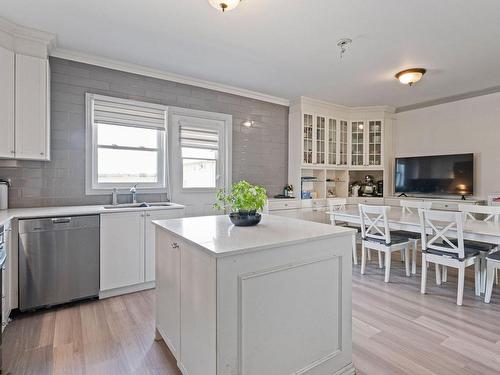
left=337, top=38, right=352, bottom=59
left=395, top=68, right=426, bottom=86
left=208, top=0, right=241, bottom=12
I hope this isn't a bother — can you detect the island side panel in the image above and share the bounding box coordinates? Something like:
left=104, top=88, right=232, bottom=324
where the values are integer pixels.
left=216, top=234, right=354, bottom=375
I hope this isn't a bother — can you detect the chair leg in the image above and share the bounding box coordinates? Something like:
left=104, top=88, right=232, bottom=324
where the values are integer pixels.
left=400, top=250, right=405, bottom=262
left=485, top=262, right=495, bottom=303
left=457, top=264, right=465, bottom=306
left=442, top=266, right=448, bottom=283
left=480, top=253, right=487, bottom=293
left=378, top=251, right=383, bottom=269
left=411, top=240, right=417, bottom=275
left=421, top=254, right=427, bottom=294
left=496, top=268, right=499, bottom=285
left=435, top=263, right=441, bottom=285
left=404, top=246, right=410, bottom=277
left=352, top=233, right=358, bottom=265
left=384, top=251, right=391, bottom=283
left=367, top=249, right=372, bottom=261
left=474, top=260, right=481, bottom=297
left=361, top=243, right=366, bottom=275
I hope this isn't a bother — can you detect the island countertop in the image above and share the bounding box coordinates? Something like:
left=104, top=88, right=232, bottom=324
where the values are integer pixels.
left=153, top=214, right=355, bottom=257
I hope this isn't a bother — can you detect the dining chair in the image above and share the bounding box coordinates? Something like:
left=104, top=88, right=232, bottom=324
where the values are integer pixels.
left=328, top=198, right=368, bottom=265
left=359, top=204, right=410, bottom=282
left=391, top=200, right=432, bottom=274
left=484, top=251, right=500, bottom=303
left=418, top=209, right=481, bottom=306
left=458, top=204, right=500, bottom=291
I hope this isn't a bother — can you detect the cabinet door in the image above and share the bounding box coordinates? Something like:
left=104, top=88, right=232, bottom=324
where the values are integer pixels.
left=0, top=46, right=15, bottom=158
left=145, top=209, right=184, bottom=282
left=155, top=229, right=181, bottom=360
left=367, top=120, right=383, bottom=166
left=315, top=116, right=326, bottom=165
left=339, top=120, right=348, bottom=165
left=100, top=212, right=145, bottom=291
left=302, top=114, right=313, bottom=164
left=327, top=119, right=337, bottom=165
left=15, top=54, right=50, bottom=160
left=350, top=121, right=365, bottom=166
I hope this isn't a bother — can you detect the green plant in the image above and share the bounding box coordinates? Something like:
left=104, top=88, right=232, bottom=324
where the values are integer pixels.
left=214, top=180, right=267, bottom=213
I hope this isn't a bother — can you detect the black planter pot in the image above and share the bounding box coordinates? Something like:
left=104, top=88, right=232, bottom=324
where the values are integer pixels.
left=229, top=211, right=262, bottom=227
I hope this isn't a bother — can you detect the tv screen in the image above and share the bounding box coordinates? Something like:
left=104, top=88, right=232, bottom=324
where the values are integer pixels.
left=395, top=153, right=474, bottom=196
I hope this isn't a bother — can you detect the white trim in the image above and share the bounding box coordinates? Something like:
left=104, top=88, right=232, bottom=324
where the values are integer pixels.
left=51, top=47, right=290, bottom=107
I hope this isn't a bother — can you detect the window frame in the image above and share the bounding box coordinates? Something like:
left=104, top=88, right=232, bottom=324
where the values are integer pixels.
left=85, top=93, right=169, bottom=195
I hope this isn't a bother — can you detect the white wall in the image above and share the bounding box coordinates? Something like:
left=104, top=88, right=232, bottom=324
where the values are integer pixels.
left=395, top=92, right=500, bottom=200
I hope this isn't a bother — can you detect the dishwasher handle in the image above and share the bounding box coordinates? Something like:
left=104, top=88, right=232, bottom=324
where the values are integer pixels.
left=51, top=217, right=72, bottom=224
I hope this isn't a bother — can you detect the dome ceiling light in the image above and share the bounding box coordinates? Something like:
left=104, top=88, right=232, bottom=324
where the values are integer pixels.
left=208, top=0, right=241, bottom=12
left=395, top=68, right=426, bottom=86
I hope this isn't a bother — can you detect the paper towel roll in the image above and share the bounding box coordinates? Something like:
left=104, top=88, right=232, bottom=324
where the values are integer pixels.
left=0, top=182, right=8, bottom=210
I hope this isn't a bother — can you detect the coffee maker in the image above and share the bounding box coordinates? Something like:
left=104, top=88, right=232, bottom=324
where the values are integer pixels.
left=360, top=175, right=377, bottom=196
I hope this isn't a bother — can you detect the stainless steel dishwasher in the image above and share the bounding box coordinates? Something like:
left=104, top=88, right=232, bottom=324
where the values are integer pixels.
left=18, top=215, right=100, bottom=311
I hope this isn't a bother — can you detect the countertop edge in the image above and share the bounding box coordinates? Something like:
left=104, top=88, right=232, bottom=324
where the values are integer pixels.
left=153, top=219, right=356, bottom=258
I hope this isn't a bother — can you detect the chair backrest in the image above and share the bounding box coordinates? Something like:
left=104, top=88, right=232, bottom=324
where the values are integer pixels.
left=400, top=200, right=432, bottom=215
left=327, top=198, right=347, bottom=211
left=459, top=204, right=500, bottom=223
left=359, top=204, right=391, bottom=244
left=418, top=209, right=465, bottom=259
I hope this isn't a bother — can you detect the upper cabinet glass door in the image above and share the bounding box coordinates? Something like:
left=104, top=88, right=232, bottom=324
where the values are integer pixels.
left=368, top=120, right=382, bottom=166
left=339, top=120, right=348, bottom=165
left=303, top=114, right=313, bottom=164
left=351, top=121, right=364, bottom=166
left=316, top=116, right=325, bottom=164
left=328, top=119, right=337, bottom=165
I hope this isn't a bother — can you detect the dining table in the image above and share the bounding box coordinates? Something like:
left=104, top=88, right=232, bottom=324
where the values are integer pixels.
left=327, top=204, right=500, bottom=293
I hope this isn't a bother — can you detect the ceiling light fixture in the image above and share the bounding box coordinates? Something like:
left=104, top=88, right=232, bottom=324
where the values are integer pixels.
left=208, top=0, right=241, bottom=12
left=337, top=38, right=352, bottom=59
left=395, top=68, right=426, bottom=86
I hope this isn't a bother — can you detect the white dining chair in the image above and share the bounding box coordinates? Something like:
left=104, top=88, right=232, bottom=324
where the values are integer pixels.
left=328, top=198, right=368, bottom=265
left=485, top=251, right=500, bottom=303
left=458, top=204, right=500, bottom=291
left=391, top=200, right=432, bottom=274
left=418, top=209, right=481, bottom=306
left=359, top=204, right=410, bottom=282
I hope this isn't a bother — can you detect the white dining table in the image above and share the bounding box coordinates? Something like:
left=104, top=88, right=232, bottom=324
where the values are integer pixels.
left=327, top=205, right=500, bottom=293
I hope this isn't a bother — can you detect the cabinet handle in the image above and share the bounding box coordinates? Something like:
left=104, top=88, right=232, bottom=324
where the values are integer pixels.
left=171, top=242, right=179, bottom=249
left=40, top=152, right=44, bottom=156
left=10, top=150, right=14, bottom=154
left=147, top=213, right=151, bottom=217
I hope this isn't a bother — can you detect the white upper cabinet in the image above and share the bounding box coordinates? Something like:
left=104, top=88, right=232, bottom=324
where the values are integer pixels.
left=348, top=119, right=383, bottom=168
left=0, top=46, right=15, bottom=158
left=303, top=114, right=313, bottom=164
left=15, top=54, right=50, bottom=161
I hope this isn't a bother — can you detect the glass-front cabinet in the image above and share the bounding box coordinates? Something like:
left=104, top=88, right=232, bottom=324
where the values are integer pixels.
left=328, top=119, right=337, bottom=165
left=339, top=120, right=348, bottom=165
left=303, top=114, right=313, bottom=164
left=316, top=116, right=326, bottom=164
left=348, top=119, right=383, bottom=167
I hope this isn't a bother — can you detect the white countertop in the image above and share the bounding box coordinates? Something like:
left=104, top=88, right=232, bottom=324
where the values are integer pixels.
left=153, top=214, right=355, bottom=257
left=0, top=202, right=185, bottom=227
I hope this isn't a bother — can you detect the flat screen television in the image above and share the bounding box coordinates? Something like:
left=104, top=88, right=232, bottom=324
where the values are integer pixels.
left=395, top=153, right=474, bottom=197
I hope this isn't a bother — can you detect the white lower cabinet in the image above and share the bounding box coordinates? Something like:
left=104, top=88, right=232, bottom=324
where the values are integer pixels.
left=100, top=208, right=184, bottom=295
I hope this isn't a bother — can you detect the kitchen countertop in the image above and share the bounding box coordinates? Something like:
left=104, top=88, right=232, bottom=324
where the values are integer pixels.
left=153, top=214, right=355, bottom=258
left=0, top=202, right=185, bottom=227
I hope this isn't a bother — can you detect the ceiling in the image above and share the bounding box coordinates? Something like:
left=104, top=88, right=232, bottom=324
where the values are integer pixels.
left=2, top=0, right=500, bottom=108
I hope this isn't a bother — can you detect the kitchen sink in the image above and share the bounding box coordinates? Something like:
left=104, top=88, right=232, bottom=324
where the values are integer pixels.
left=103, top=202, right=172, bottom=209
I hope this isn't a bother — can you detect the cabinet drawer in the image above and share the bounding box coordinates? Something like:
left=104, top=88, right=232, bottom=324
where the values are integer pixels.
left=267, top=200, right=300, bottom=211
left=431, top=201, right=459, bottom=211
left=347, top=197, right=384, bottom=205
left=301, top=199, right=327, bottom=209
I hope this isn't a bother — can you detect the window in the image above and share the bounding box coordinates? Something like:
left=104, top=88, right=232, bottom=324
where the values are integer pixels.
left=180, top=126, right=220, bottom=189
left=86, top=94, right=167, bottom=194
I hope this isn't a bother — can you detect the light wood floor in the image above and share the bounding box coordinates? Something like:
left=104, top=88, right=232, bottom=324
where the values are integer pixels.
left=4, top=255, right=500, bottom=375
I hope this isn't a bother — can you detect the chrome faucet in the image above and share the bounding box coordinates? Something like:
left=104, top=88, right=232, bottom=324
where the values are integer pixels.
left=112, top=188, right=118, bottom=206
left=130, top=184, right=138, bottom=204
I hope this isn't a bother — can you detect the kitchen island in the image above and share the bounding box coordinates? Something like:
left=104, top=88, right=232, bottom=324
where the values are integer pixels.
left=153, top=214, right=356, bottom=375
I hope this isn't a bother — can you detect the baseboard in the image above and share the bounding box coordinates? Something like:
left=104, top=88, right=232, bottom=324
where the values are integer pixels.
left=333, top=362, right=356, bottom=375
left=99, top=281, right=155, bottom=299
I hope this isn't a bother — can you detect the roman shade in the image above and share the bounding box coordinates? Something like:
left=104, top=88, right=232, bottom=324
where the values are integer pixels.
left=180, top=126, right=219, bottom=150
left=91, top=94, right=166, bottom=130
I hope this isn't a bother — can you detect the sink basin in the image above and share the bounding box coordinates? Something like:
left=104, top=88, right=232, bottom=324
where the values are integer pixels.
left=103, top=202, right=172, bottom=209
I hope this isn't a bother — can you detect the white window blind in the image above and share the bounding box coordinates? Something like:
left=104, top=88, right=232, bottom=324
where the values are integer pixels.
left=93, top=95, right=166, bottom=130
left=180, top=126, right=219, bottom=150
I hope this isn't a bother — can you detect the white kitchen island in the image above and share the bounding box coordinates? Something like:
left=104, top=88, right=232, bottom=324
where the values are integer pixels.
left=153, top=214, right=356, bottom=375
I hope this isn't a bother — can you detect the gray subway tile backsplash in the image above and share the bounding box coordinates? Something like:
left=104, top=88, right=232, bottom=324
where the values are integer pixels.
left=0, top=57, right=288, bottom=208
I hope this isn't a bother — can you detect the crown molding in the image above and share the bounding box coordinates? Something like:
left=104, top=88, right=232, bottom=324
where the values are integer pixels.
left=50, top=47, right=290, bottom=107
left=294, top=96, right=395, bottom=114
left=0, top=17, right=56, bottom=49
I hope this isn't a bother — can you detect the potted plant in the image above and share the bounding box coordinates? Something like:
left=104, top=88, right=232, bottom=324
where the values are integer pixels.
left=214, top=180, right=267, bottom=226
